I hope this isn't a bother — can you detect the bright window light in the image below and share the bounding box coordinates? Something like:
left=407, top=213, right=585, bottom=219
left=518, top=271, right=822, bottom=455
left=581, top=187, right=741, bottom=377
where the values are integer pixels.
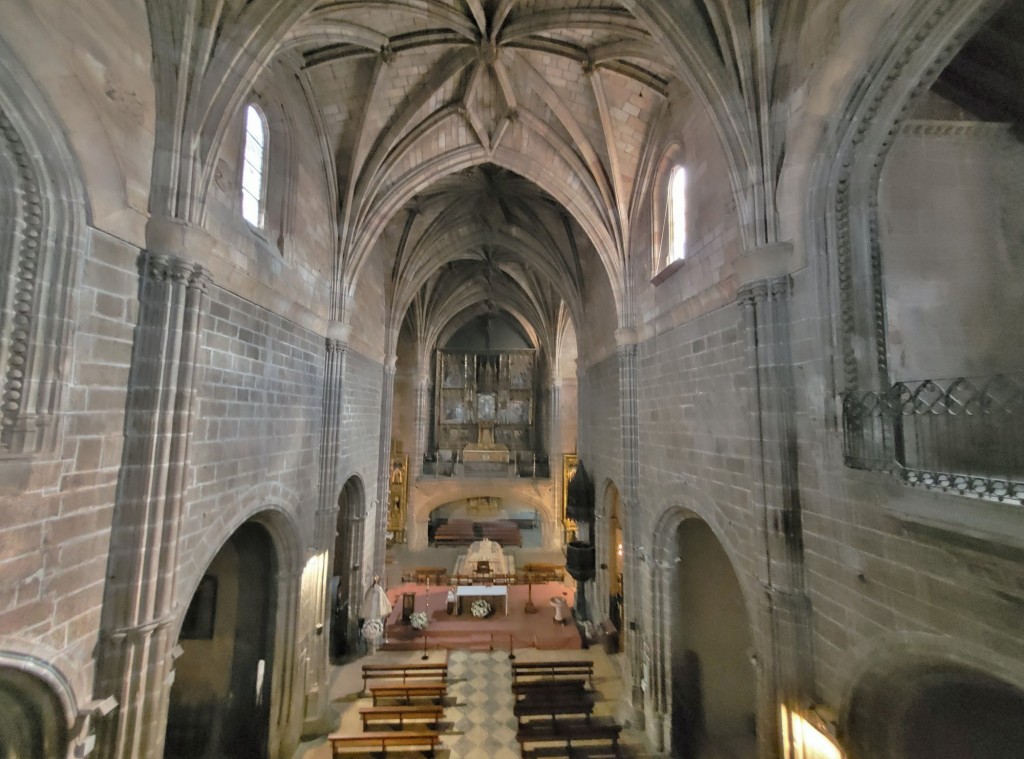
left=668, top=166, right=687, bottom=263
left=241, top=104, right=267, bottom=227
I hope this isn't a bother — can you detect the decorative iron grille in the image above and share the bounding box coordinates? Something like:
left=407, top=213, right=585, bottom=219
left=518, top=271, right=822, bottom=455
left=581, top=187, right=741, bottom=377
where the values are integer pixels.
left=843, top=374, right=1024, bottom=504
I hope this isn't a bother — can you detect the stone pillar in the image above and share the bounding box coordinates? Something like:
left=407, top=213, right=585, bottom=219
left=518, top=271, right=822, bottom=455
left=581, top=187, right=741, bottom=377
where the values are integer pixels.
left=308, top=323, right=349, bottom=724
left=737, top=247, right=814, bottom=759
left=372, top=353, right=398, bottom=579
left=94, top=251, right=210, bottom=759
left=412, top=368, right=431, bottom=476
left=615, top=327, right=644, bottom=724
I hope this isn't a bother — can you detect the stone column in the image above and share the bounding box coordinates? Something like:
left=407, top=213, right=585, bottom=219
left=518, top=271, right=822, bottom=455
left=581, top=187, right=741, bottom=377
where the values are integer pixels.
left=615, top=327, right=644, bottom=724
left=412, top=368, right=431, bottom=476
left=94, top=252, right=210, bottom=759
left=372, top=353, right=398, bottom=579
left=308, top=323, right=349, bottom=724
left=737, top=244, right=814, bottom=759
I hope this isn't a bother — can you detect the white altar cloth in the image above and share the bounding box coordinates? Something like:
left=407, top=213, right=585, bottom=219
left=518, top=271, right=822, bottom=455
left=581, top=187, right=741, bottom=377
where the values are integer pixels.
left=456, top=584, right=509, bottom=615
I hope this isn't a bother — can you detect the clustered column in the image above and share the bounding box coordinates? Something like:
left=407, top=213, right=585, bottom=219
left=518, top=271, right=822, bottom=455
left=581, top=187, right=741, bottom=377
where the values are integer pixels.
left=738, top=274, right=814, bottom=757
left=615, top=328, right=644, bottom=725
left=372, top=353, right=398, bottom=579
left=309, top=325, right=349, bottom=722
left=94, top=252, right=210, bottom=759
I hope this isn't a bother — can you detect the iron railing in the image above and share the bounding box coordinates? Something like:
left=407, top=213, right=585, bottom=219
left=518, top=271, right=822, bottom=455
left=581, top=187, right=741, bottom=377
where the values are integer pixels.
left=843, top=374, right=1024, bottom=504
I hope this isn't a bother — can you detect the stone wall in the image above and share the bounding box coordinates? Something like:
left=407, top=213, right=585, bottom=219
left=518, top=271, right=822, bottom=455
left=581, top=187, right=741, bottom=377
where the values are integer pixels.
left=178, top=284, right=326, bottom=596
left=0, top=227, right=139, bottom=708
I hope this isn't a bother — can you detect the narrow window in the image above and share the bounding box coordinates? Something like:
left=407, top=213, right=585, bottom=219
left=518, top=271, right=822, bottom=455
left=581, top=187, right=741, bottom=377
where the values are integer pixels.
left=241, top=104, right=268, bottom=227
left=668, top=166, right=687, bottom=263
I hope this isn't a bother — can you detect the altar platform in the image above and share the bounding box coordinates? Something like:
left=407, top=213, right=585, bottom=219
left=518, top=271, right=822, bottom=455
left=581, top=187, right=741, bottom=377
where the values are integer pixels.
left=380, top=582, right=579, bottom=652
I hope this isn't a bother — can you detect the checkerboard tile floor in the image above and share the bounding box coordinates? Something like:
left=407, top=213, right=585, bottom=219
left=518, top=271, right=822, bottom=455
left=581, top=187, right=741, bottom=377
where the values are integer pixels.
left=443, top=650, right=520, bottom=759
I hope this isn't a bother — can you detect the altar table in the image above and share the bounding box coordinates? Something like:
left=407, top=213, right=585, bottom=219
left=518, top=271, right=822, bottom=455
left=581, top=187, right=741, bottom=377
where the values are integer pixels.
left=456, top=584, right=509, bottom=616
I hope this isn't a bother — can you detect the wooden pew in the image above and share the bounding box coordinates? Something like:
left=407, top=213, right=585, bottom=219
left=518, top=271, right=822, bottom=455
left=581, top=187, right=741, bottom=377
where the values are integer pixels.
left=516, top=716, right=621, bottom=755
left=369, top=682, right=447, bottom=706
left=514, top=694, right=596, bottom=725
left=328, top=730, right=441, bottom=756
left=521, top=563, right=565, bottom=582
left=358, top=705, right=444, bottom=731
left=512, top=660, right=594, bottom=687
left=361, top=662, right=447, bottom=691
left=512, top=678, right=588, bottom=698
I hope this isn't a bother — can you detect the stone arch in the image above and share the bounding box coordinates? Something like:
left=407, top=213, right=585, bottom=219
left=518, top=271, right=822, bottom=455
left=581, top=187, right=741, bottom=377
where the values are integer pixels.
left=0, top=651, right=78, bottom=759
left=839, top=633, right=1024, bottom=759
left=595, top=480, right=624, bottom=634
left=167, top=506, right=303, bottom=759
left=807, top=0, right=1003, bottom=397
left=647, top=504, right=759, bottom=756
left=413, top=487, right=558, bottom=550
left=332, top=474, right=367, bottom=657
left=0, top=35, right=89, bottom=460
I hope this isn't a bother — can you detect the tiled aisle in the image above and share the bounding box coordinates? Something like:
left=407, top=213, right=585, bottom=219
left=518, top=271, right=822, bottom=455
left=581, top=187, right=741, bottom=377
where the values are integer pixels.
left=443, top=651, right=519, bottom=758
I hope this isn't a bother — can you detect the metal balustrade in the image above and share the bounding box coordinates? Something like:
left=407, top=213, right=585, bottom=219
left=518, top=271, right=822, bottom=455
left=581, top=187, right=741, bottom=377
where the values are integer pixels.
left=842, top=374, right=1024, bottom=504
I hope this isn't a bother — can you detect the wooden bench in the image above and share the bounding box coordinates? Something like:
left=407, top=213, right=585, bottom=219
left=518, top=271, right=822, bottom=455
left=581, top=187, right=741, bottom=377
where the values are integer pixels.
left=521, top=745, right=621, bottom=759
left=521, top=563, right=565, bottom=582
left=359, top=705, right=444, bottom=731
left=513, top=660, right=594, bottom=686
left=328, top=730, right=441, bottom=756
left=516, top=717, right=621, bottom=753
left=514, top=695, right=596, bottom=725
left=370, top=683, right=448, bottom=706
left=512, top=678, right=588, bottom=697
left=362, top=663, right=447, bottom=691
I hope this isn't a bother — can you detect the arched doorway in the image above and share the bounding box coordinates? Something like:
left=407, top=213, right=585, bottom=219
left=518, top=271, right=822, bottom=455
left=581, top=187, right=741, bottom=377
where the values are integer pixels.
left=332, top=476, right=364, bottom=660
left=165, top=522, right=278, bottom=759
left=671, top=520, right=755, bottom=758
left=604, top=484, right=623, bottom=635
left=846, top=660, right=1024, bottom=759
left=0, top=666, right=68, bottom=759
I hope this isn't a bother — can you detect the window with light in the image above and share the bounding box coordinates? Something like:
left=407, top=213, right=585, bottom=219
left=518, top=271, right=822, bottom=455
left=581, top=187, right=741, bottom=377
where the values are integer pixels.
left=241, top=104, right=268, bottom=228
left=667, top=165, right=687, bottom=263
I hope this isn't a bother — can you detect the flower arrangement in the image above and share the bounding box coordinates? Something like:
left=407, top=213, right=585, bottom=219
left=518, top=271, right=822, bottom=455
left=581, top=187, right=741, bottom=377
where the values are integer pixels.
left=361, top=618, right=384, bottom=642
left=410, top=611, right=429, bottom=630
left=470, top=599, right=492, bottom=618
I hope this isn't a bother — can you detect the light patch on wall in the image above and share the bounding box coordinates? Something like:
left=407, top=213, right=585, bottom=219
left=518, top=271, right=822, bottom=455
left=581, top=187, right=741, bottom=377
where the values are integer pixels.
left=781, top=706, right=843, bottom=759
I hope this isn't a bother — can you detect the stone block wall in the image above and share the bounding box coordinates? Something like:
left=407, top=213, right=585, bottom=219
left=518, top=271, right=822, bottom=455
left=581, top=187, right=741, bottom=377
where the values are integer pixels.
left=0, top=228, right=139, bottom=706
left=177, top=284, right=326, bottom=596
left=338, top=349, right=385, bottom=574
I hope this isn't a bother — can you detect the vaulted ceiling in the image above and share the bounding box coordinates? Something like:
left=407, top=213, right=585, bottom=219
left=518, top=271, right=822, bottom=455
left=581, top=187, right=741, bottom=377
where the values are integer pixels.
left=283, top=0, right=680, bottom=347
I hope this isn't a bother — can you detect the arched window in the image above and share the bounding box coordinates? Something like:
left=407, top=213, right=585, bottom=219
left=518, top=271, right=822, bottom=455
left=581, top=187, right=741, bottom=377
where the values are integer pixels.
left=667, top=165, right=687, bottom=263
left=241, top=104, right=268, bottom=227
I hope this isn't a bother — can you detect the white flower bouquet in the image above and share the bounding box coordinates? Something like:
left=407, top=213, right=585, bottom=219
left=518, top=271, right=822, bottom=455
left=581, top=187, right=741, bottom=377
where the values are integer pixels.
left=361, top=618, right=384, bottom=642
left=410, top=611, right=429, bottom=630
left=470, top=599, right=492, bottom=618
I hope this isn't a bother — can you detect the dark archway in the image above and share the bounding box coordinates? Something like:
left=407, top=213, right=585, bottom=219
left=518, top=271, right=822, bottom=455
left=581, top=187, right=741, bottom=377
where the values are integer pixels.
left=671, top=520, right=756, bottom=758
left=165, top=522, right=278, bottom=759
left=332, top=476, right=365, bottom=661
left=0, top=666, right=68, bottom=759
left=846, top=660, right=1024, bottom=759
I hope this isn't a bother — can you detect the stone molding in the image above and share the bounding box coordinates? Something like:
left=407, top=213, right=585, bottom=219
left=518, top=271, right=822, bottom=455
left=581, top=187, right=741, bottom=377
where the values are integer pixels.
left=897, top=119, right=1013, bottom=139
left=830, top=0, right=1003, bottom=392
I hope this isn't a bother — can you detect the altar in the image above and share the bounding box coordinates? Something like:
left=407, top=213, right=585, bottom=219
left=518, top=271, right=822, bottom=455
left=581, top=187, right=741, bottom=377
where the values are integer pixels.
left=456, top=584, right=509, bottom=615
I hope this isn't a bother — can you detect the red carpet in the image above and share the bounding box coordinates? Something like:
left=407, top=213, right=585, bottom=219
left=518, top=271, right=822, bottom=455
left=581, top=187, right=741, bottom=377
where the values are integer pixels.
left=380, top=582, right=580, bottom=652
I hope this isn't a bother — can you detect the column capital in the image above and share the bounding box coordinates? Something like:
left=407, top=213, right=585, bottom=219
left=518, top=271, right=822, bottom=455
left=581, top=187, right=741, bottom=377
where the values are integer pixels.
left=384, top=353, right=398, bottom=372
left=735, top=241, right=794, bottom=288
left=614, top=327, right=640, bottom=347
left=326, top=321, right=352, bottom=345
